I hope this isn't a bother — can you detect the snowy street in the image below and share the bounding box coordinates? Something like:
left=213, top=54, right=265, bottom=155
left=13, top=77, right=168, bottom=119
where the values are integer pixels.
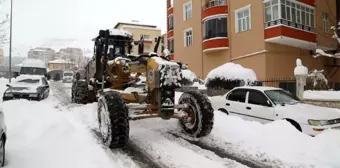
left=0, top=79, right=339, bottom=168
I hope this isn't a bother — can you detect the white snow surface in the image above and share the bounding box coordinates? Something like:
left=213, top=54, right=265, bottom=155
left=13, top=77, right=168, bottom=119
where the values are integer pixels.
left=21, top=59, right=46, bottom=68
left=209, top=94, right=340, bottom=168
left=294, top=59, right=308, bottom=75
left=205, top=62, right=257, bottom=83
left=304, top=90, right=340, bottom=100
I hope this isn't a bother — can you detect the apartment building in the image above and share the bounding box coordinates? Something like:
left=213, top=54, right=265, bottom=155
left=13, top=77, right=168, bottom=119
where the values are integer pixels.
left=28, top=47, right=55, bottom=63
left=167, top=0, right=340, bottom=81
left=114, top=22, right=162, bottom=55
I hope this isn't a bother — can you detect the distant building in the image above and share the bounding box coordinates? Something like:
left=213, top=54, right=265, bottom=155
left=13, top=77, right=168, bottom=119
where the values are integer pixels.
left=0, top=65, right=21, bottom=78
left=0, top=48, right=3, bottom=65
left=28, top=47, right=55, bottom=63
left=48, top=59, right=76, bottom=71
left=114, top=22, right=162, bottom=55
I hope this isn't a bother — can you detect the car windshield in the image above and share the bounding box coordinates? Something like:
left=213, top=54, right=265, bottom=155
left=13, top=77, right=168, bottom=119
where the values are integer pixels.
left=64, top=73, right=73, bottom=76
left=264, top=89, right=300, bottom=105
left=17, top=79, right=40, bottom=84
left=20, top=67, right=46, bottom=76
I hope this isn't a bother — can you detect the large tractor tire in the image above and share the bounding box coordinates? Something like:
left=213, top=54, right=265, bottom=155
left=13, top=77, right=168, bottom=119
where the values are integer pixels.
left=71, top=80, right=89, bottom=104
left=178, top=91, right=214, bottom=138
left=97, top=91, right=129, bottom=148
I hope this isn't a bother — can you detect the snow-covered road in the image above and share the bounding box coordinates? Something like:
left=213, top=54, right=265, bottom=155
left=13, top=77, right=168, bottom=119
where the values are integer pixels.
left=1, top=78, right=339, bottom=168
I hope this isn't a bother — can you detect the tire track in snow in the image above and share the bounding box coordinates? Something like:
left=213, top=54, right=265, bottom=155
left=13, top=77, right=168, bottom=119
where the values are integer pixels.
left=50, top=81, right=168, bottom=168
left=166, top=132, right=272, bottom=168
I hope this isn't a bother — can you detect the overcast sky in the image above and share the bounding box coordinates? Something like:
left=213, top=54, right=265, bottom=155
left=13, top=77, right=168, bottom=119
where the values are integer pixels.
left=0, top=0, right=166, bottom=56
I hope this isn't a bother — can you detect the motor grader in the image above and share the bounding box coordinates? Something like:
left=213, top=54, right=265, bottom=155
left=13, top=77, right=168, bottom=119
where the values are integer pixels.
left=71, top=29, right=214, bottom=149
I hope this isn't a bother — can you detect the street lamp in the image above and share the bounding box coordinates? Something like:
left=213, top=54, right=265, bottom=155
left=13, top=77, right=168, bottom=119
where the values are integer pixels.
left=8, top=0, right=13, bottom=83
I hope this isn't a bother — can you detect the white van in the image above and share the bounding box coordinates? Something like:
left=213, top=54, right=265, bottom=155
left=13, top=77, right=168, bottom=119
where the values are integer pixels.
left=62, top=71, right=74, bottom=83
left=20, top=59, right=48, bottom=77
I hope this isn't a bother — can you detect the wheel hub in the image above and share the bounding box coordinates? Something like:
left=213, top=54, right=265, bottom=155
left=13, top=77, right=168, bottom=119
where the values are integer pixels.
left=183, top=104, right=196, bottom=129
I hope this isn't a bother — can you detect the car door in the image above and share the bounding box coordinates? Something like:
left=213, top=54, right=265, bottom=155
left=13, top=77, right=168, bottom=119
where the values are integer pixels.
left=225, top=89, right=249, bottom=120
left=245, top=89, right=275, bottom=124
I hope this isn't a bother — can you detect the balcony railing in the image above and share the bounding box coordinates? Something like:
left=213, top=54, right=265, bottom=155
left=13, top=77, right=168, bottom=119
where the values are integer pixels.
left=202, top=0, right=227, bottom=10
left=204, top=32, right=228, bottom=40
left=264, top=19, right=315, bottom=32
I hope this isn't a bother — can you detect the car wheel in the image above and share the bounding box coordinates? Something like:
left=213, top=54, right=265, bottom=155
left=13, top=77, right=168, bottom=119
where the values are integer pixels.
left=218, top=108, right=229, bottom=115
left=0, top=137, right=5, bottom=167
left=285, top=119, right=302, bottom=132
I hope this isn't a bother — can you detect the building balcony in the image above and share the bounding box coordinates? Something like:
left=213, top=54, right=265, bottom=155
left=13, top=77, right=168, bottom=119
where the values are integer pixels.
left=202, top=0, right=228, bottom=21
left=203, top=32, right=229, bottom=53
left=264, top=19, right=316, bottom=50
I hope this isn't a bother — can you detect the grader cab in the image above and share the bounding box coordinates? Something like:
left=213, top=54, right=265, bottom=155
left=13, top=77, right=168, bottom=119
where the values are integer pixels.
left=71, top=29, right=214, bottom=149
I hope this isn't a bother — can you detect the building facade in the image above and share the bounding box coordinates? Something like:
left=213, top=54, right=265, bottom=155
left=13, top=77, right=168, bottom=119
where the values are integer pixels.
left=28, top=47, right=55, bottom=63
left=167, top=0, right=340, bottom=81
left=48, top=59, right=76, bottom=71
left=114, top=22, right=162, bottom=55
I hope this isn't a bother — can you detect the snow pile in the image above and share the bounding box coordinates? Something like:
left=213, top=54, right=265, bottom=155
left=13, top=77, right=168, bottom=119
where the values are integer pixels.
left=205, top=62, right=257, bottom=83
left=201, top=111, right=340, bottom=167
left=152, top=57, right=182, bottom=87
left=304, top=90, right=340, bottom=100
left=1, top=98, right=129, bottom=168
left=314, top=49, right=337, bottom=58
left=294, top=58, right=308, bottom=75
left=205, top=62, right=257, bottom=89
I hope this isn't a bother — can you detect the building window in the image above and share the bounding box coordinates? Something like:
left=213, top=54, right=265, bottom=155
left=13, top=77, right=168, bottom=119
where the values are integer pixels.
left=264, top=0, right=315, bottom=28
left=183, top=1, right=192, bottom=21
left=265, top=0, right=279, bottom=22
left=235, top=5, right=251, bottom=33
left=184, top=28, right=193, bottom=47
left=204, top=17, right=228, bottom=40
left=142, top=34, right=150, bottom=40
left=168, top=15, right=174, bottom=30
left=323, top=13, right=329, bottom=32
left=168, top=38, right=174, bottom=53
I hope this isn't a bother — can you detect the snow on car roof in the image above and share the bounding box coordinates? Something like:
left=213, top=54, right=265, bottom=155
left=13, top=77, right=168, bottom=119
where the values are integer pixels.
left=21, top=59, right=46, bottom=68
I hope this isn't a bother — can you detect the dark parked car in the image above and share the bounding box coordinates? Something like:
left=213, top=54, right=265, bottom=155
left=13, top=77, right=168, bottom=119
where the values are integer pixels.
left=3, top=75, right=50, bottom=101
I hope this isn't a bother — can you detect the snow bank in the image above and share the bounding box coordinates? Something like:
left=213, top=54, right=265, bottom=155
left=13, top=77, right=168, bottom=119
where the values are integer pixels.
left=202, top=111, right=340, bottom=167
left=205, top=62, right=257, bottom=83
left=304, top=90, right=340, bottom=101
left=1, top=98, right=133, bottom=168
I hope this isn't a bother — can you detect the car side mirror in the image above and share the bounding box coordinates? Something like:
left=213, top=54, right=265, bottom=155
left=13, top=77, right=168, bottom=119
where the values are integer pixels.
left=6, top=84, right=10, bottom=87
left=266, top=100, right=272, bottom=107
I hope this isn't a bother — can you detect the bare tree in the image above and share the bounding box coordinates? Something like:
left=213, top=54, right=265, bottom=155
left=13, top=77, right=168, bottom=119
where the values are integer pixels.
left=0, top=0, right=9, bottom=45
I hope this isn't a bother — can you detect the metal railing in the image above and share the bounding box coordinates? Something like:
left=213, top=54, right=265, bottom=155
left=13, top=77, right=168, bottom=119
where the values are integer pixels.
left=203, top=32, right=228, bottom=40
left=264, top=18, right=315, bottom=32
left=202, top=0, right=227, bottom=10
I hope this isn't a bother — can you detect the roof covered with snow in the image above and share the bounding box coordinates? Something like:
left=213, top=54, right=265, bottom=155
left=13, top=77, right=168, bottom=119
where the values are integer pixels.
left=21, top=59, right=46, bottom=68
left=205, top=62, right=257, bottom=83
left=114, top=22, right=157, bottom=29
left=108, top=28, right=132, bottom=37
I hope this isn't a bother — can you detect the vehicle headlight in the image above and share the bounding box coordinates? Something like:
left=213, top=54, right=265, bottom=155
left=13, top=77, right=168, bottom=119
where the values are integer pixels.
left=308, top=119, right=329, bottom=126
left=120, top=59, right=126, bottom=66
left=29, top=94, right=38, bottom=97
left=4, top=93, right=13, bottom=97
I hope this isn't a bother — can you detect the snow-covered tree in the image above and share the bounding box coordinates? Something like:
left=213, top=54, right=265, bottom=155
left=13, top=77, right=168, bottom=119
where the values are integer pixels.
left=0, top=0, right=9, bottom=45
left=314, top=22, right=340, bottom=58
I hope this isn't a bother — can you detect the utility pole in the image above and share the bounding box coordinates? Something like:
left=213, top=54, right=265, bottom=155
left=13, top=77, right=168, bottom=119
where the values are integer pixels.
left=8, top=0, right=13, bottom=83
